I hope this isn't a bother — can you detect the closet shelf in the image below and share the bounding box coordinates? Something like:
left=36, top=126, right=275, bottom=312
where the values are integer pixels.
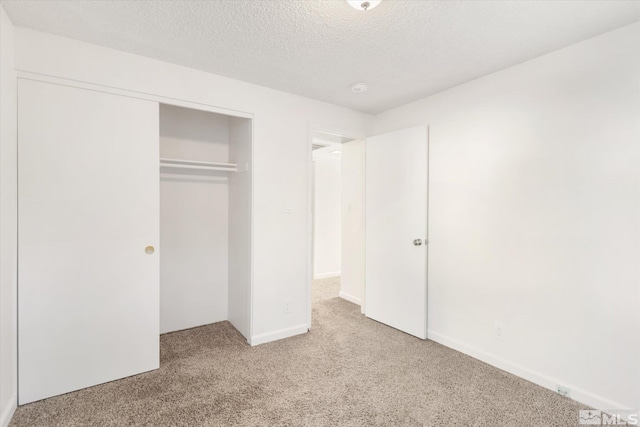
left=159, top=158, right=237, bottom=172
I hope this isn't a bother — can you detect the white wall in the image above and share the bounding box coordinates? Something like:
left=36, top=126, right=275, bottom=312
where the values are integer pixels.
left=0, top=5, right=17, bottom=426
left=374, top=22, right=640, bottom=411
left=12, top=27, right=372, bottom=345
left=159, top=105, right=230, bottom=334
left=340, top=140, right=365, bottom=307
left=313, top=147, right=342, bottom=279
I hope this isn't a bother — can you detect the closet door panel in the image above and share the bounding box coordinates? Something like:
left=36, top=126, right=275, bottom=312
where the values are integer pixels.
left=18, top=79, right=160, bottom=404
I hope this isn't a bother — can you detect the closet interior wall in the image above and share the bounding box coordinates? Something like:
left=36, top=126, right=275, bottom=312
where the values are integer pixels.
left=159, top=104, right=251, bottom=338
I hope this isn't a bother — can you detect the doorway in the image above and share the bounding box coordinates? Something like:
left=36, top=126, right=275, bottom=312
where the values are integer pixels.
left=307, top=125, right=428, bottom=340
left=308, top=130, right=366, bottom=326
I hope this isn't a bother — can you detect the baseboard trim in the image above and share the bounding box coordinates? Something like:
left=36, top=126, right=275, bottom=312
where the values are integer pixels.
left=427, top=330, right=629, bottom=413
left=338, top=290, right=361, bottom=306
left=249, top=324, right=308, bottom=346
left=0, top=395, right=16, bottom=427
left=313, top=271, right=340, bottom=280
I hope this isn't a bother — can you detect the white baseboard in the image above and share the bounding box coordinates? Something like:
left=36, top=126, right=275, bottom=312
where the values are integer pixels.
left=339, top=290, right=361, bottom=306
left=0, top=395, right=16, bottom=427
left=249, top=324, right=308, bottom=346
left=313, top=271, right=340, bottom=280
left=427, top=330, right=629, bottom=413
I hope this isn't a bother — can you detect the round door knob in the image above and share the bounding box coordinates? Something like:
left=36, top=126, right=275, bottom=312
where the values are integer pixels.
left=145, top=246, right=155, bottom=254
left=413, top=239, right=422, bottom=246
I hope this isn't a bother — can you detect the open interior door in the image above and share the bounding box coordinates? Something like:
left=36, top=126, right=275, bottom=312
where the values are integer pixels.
left=365, top=125, right=428, bottom=339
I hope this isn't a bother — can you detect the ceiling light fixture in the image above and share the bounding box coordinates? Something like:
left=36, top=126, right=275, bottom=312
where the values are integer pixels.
left=347, top=0, right=381, bottom=11
left=351, top=83, right=368, bottom=93
left=331, top=150, right=341, bottom=154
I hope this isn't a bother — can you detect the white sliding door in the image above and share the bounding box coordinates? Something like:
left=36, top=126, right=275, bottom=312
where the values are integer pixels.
left=18, top=79, right=160, bottom=404
left=365, top=125, right=428, bottom=339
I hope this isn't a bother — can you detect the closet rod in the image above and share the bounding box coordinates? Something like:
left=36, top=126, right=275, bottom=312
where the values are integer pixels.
left=160, top=163, right=237, bottom=172
left=160, top=157, right=237, bottom=168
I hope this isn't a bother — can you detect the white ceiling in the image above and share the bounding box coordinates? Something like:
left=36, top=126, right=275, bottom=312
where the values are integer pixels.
left=3, top=1, right=640, bottom=114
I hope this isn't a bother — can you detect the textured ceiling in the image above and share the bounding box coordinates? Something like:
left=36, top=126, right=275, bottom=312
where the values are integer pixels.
left=3, top=0, right=640, bottom=114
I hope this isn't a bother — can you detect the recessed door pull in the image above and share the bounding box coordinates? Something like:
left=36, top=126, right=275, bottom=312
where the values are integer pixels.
left=413, top=239, right=422, bottom=246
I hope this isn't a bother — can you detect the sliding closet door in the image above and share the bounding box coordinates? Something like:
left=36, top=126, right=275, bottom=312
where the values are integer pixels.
left=18, top=79, right=160, bottom=404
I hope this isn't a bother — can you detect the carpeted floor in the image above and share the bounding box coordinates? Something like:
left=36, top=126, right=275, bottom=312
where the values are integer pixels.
left=311, top=276, right=341, bottom=304
left=10, top=277, right=584, bottom=426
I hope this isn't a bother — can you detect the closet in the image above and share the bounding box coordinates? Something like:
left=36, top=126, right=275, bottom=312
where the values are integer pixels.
left=159, top=104, right=252, bottom=336
left=17, top=79, right=253, bottom=404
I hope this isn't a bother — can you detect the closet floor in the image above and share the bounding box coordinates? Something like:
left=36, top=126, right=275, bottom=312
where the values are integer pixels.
left=10, top=277, right=584, bottom=426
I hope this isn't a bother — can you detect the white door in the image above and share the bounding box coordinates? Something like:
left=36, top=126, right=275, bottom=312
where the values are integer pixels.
left=365, top=125, right=428, bottom=339
left=18, top=79, right=160, bottom=404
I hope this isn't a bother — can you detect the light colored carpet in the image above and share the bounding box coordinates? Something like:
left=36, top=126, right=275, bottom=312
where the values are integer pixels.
left=9, top=278, right=584, bottom=426
left=311, top=276, right=340, bottom=304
